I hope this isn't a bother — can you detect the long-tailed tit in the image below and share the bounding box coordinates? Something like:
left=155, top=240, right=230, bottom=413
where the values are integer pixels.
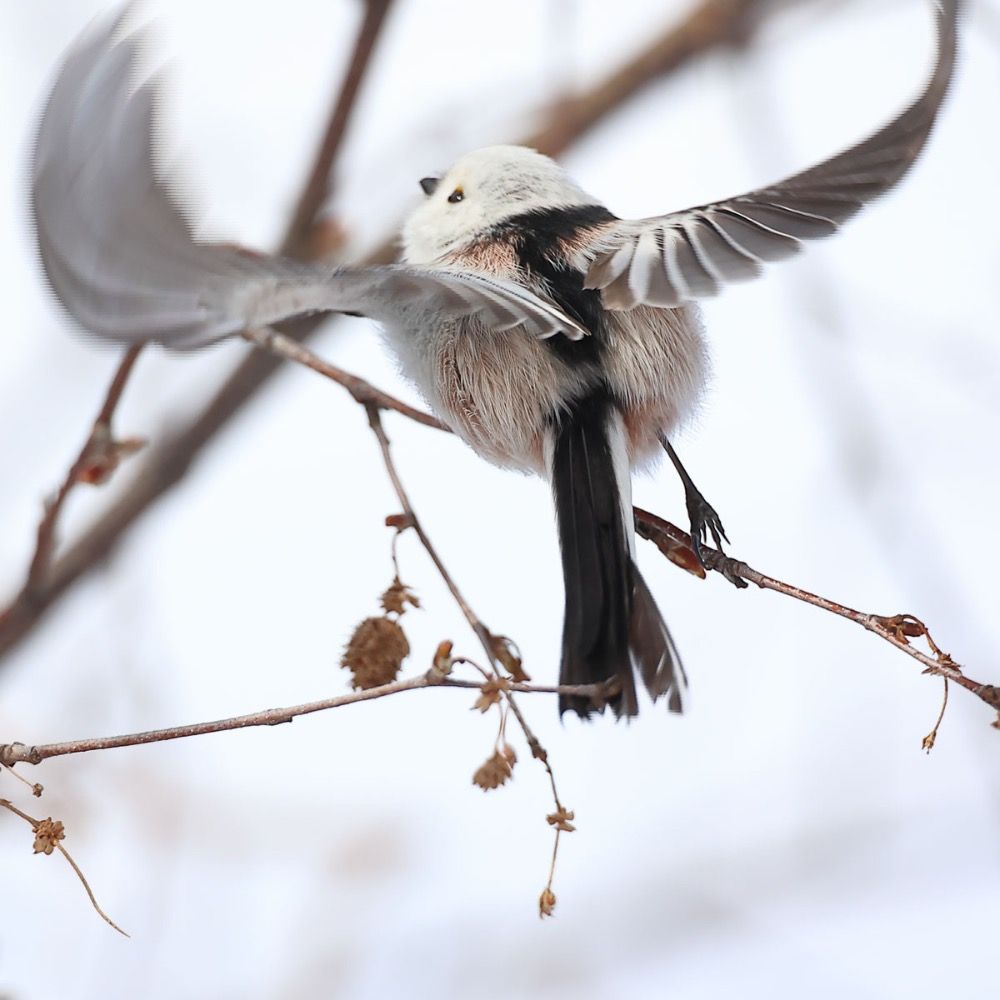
left=30, top=1, right=960, bottom=718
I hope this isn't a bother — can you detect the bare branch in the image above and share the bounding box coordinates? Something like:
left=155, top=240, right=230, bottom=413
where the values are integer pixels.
left=0, top=675, right=604, bottom=767
left=633, top=508, right=1000, bottom=717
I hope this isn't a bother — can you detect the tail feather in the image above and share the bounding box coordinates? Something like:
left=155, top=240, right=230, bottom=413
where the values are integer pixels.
left=630, top=568, right=686, bottom=714
left=550, top=392, right=685, bottom=718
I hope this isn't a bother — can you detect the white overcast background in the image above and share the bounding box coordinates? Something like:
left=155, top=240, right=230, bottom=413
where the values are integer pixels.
left=1, top=1, right=999, bottom=998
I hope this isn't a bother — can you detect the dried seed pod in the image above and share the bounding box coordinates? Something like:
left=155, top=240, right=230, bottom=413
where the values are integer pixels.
left=380, top=579, right=420, bottom=616
left=546, top=807, right=576, bottom=833
left=471, top=677, right=509, bottom=713
left=341, top=616, right=409, bottom=689
left=472, top=750, right=515, bottom=791
left=431, top=640, right=454, bottom=677
left=32, top=818, right=66, bottom=855
left=489, top=634, right=529, bottom=682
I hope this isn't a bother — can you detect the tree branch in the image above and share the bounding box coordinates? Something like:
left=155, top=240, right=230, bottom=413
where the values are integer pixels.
left=0, top=675, right=604, bottom=768
left=633, top=508, right=1000, bottom=717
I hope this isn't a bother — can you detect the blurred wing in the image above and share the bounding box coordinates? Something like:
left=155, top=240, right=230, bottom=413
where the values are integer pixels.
left=31, top=9, right=588, bottom=348
left=237, top=264, right=590, bottom=344
left=579, top=0, right=960, bottom=309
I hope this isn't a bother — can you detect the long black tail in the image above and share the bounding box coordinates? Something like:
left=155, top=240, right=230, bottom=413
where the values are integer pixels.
left=550, top=393, right=686, bottom=719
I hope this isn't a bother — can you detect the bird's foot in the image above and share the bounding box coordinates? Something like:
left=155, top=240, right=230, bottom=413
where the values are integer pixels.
left=686, top=491, right=729, bottom=569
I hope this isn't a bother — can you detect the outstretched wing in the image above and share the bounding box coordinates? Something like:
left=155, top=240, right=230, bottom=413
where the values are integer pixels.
left=578, top=0, right=961, bottom=309
left=31, top=8, right=588, bottom=348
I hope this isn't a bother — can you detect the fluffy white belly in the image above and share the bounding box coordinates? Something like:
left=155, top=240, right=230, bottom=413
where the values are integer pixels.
left=380, top=302, right=708, bottom=473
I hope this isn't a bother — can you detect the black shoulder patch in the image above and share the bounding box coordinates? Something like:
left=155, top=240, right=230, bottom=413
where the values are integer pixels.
left=495, top=204, right=616, bottom=364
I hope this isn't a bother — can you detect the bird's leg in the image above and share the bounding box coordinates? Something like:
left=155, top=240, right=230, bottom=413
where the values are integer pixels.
left=660, top=435, right=729, bottom=569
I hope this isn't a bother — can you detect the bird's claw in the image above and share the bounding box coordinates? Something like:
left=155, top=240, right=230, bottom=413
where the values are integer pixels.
left=686, top=495, right=729, bottom=570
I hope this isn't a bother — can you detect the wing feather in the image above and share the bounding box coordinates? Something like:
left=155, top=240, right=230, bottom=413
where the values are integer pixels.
left=582, top=0, right=961, bottom=309
left=31, top=8, right=588, bottom=348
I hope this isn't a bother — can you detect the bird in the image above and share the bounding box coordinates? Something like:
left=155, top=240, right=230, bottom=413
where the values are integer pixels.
left=30, top=1, right=960, bottom=719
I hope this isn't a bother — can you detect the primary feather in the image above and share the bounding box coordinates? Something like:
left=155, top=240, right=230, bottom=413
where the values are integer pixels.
left=31, top=9, right=587, bottom=347
left=578, top=0, right=961, bottom=309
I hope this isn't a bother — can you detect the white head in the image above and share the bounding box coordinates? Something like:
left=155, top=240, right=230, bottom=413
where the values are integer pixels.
left=401, top=145, right=595, bottom=263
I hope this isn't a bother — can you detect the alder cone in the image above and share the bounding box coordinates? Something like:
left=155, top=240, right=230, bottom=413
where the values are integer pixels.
left=342, top=616, right=409, bottom=689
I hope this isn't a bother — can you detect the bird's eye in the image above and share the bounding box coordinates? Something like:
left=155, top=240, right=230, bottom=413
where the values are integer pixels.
left=447, top=188, right=464, bottom=204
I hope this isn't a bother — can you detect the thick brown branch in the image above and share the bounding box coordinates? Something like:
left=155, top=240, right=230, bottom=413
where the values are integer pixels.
left=0, top=0, right=782, bottom=664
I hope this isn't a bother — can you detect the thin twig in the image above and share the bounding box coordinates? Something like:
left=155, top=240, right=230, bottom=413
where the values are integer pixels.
left=1, top=760, right=42, bottom=797
left=242, top=328, right=446, bottom=430
left=0, top=799, right=128, bottom=936
left=54, top=844, right=129, bottom=937
left=0, top=675, right=603, bottom=768
left=0, top=798, right=37, bottom=825
left=365, top=406, right=558, bottom=747
left=923, top=679, right=949, bottom=752
left=364, top=405, right=495, bottom=654
left=362, top=403, right=576, bottom=907
left=633, top=507, right=1000, bottom=715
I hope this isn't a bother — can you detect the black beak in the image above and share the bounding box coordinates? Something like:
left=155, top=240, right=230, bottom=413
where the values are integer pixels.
left=419, top=176, right=439, bottom=196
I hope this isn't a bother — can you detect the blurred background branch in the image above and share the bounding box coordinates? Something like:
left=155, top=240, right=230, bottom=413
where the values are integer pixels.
left=281, top=0, right=396, bottom=258
left=0, top=0, right=795, bottom=665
